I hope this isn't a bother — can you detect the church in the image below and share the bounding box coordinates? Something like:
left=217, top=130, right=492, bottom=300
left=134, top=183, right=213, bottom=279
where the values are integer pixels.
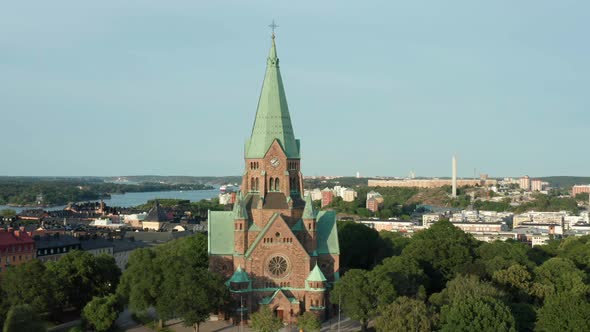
left=208, top=32, right=340, bottom=324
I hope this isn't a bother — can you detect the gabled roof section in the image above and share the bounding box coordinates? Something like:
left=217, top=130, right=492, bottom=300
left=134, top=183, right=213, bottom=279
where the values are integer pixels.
left=306, top=263, right=327, bottom=282
left=244, top=213, right=280, bottom=258
left=302, top=194, right=316, bottom=219
left=291, top=219, right=304, bottom=232
left=260, top=289, right=300, bottom=305
left=316, top=210, right=339, bottom=254
left=145, top=200, right=168, bottom=222
left=208, top=210, right=235, bottom=255
left=245, top=35, right=300, bottom=159
left=226, top=265, right=250, bottom=284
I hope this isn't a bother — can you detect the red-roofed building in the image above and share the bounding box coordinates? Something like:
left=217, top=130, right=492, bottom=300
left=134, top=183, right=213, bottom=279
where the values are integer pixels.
left=0, top=227, right=36, bottom=274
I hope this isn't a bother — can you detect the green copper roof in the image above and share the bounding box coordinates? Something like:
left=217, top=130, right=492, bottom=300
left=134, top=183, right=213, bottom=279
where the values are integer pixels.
left=306, top=263, right=327, bottom=282
left=227, top=265, right=250, bottom=284
left=302, top=194, right=316, bottom=219
left=260, top=289, right=300, bottom=305
left=316, top=210, right=340, bottom=254
left=291, top=219, right=304, bottom=232
left=208, top=211, right=235, bottom=255
left=245, top=36, right=300, bottom=159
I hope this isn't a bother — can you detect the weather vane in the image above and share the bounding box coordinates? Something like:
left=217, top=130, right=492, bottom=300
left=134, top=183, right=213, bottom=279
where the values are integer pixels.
left=268, top=20, right=279, bottom=37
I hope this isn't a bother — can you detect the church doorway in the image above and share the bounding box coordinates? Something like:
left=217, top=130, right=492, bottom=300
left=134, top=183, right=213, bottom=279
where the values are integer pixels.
left=274, top=308, right=284, bottom=321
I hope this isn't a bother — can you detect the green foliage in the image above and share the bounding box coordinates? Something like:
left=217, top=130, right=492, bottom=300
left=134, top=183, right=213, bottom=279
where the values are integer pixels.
left=117, top=233, right=223, bottom=329
left=47, top=251, right=120, bottom=312
left=475, top=240, right=534, bottom=278
left=375, top=297, right=431, bottom=332
left=0, top=177, right=212, bottom=206
left=296, top=312, right=320, bottom=332
left=535, top=293, right=590, bottom=331
left=250, top=306, right=283, bottom=332
left=439, top=296, right=516, bottom=332
left=513, top=193, right=579, bottom=214
left=429, top=275, right=506, bottom=308
left=402, top=220, right=479, bottom=291
left=492, top=264, right=534, bottom=302
left=371, top=255, right=427, bottom=297
left=3, top=260, right=54, bottom=313
left=2, top=304, right=46, bottom=332
left=532, top=257, right=588, bottom=299
left=473, top=198, right=511, bottom=212
left=82, top=295, right=122, bottom=332
left=330, top=269, right=395, bottom=332
left=0, top=209, right=16, bottom=218
left=378, top=231, right=411, bottom=257
left=337, top=221, right=385, bottom=270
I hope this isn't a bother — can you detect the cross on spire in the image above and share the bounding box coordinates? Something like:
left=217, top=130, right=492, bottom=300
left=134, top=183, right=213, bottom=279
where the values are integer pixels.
left=268, top=20, right=279, bottom=38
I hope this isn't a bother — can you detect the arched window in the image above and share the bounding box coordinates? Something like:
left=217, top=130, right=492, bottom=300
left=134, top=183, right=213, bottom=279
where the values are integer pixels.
left=250, top=177, right=254, bottom=191
left=255, top=178, right=259, bottom=191
left=269, top=178, right=274, bottom=191
left=275, top=178, right=280, bottom=191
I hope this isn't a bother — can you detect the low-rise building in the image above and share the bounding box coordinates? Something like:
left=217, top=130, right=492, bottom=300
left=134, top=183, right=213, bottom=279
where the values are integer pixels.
left=35, top=234, right=81, bottom=263
left=80, top=238, right=115, bottom=256
left=356, top=219, right=416, bottom=232
left=572, top=185, right=590, bottom=197
left=112, top=239, right=150, bottom=271
left=0, top=227, right=36, bottom=274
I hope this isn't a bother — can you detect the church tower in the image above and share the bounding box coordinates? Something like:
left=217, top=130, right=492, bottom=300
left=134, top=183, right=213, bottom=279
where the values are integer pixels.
left=208, top=31, right=340, bottom=325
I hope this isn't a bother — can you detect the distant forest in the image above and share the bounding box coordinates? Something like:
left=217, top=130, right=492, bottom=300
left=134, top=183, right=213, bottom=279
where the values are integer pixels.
left=0, top=177, right=214, bottom=207
left=538, top=176, right=590, bottom=189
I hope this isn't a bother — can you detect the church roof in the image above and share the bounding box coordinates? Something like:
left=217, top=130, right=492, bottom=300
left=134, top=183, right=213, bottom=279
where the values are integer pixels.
left=208, top=209, right=340, bottom=256
left=316, top=210, right=339, bottom=254
left=306, top=263, right=327, bottom=282
left=233, top=192, right=248, bottom=219
left=207, top=210, right=235, bottom=255
left=260, top=289, right=300, bottom=305
left=245, top=35, right=300, bottom=159
left=145, top=200, right=168, bottom=222
left=302, top=194, right=316, bottom=219
left=227, top=265, right=250, bottom=284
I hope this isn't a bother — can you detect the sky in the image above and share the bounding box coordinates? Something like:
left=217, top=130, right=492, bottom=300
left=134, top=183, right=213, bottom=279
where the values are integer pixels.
left=1, top=1, right=588, bottom=178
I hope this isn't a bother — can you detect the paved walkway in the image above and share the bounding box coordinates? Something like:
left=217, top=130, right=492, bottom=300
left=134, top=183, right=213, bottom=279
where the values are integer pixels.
left=120, top=311, right=361, bottom=332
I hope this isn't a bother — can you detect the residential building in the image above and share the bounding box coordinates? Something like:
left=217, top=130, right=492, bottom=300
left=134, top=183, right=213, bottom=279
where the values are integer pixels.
left=35, top=234, right=81, bottom=263
left=142, top=201, right=170, bottom=231
left=208, top=34, right=339, bottom=324
left=519, top=176, right=531, bottom=191
left=368, top=178, right=497, bottom=188
left=80, top=238, right=114, bottom=256
left=321, top=188, right=333, bottom=208
left=342, top=188, right=357, bottom=202
left=572, top=185, right=590, bottom=197
left=357, top=219, right=416, bottom=232
left=0, top=227, right=36, bottom=274
left=531, top=179, right=543, bottom=192
left=366, top=198, right=380, bottom=213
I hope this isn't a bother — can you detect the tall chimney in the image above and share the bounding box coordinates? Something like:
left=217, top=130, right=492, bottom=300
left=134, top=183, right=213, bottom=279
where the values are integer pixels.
left=452, top=155, right=457, bottom=198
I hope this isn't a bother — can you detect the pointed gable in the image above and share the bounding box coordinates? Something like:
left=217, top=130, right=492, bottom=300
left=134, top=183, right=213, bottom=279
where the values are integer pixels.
left=245, top=35, right=300, bottom=159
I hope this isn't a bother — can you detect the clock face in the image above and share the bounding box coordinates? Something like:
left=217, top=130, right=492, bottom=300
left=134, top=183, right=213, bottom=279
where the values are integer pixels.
left=270, top=157, right=280, bottom=168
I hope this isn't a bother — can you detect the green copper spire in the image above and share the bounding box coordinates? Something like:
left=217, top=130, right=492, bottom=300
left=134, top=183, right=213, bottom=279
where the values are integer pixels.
left=306, top=263, right=327, bottom=282
left=302, top=194, right=316, bottom=219
left=245, top=35, right=300, bottom=159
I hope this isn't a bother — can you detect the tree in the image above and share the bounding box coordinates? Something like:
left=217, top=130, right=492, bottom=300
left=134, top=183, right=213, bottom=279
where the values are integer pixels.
left=2, top=305, right=46, bottom=332
left=492, top=264, right=533, bottom=302
left=250, top=306, right=283, bottom=332
left=371, top=255, right=427, bottom=297
left=375, top=297, right=431, bottom=332
left=429, top=275, right=505, bottom=308
left=532, top=257, right=588, bottom=299
left=47, top=251, right=120, bottom=312
left=475, top=240, right=534, bottom=278
left=3, top=260, right=54, bottom=314
left=403, top=220, right=479, bottom=292
left=117, top=248, right=161, bottom=313
left=337, top=221, right=385, bottom=271
left=330, top=269, right=395, bottom=332
left=439, top=296, right=516, bottom=332
left=378, top=231, right=411, bottom=257
left=297, top=312, right=320, bottom=332
left=82, top=295, right=122, bottom=332
left=535, top=293, right=590, bottom=331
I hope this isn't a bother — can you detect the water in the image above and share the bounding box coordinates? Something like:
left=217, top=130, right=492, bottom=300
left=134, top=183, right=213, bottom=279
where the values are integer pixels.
left=0, top=189, right=219, bottom=213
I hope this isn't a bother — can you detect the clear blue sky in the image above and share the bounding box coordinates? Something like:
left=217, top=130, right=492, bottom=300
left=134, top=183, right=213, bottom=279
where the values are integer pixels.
left=1, top=1, right=588, bottom=178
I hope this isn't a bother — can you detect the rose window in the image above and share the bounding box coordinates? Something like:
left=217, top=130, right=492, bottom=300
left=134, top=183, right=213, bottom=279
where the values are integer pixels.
left=267, top=256, right=289, bottom=277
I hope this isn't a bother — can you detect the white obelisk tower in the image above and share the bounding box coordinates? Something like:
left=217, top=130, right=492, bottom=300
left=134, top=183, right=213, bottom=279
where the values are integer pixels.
left=452, top=155, right=457, bottom=198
